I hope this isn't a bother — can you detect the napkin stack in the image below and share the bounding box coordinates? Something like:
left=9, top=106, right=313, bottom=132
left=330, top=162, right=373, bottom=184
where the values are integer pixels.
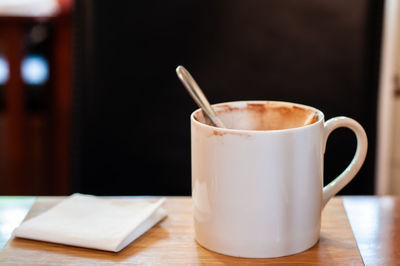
left=14, top=194, right=167, bottom=252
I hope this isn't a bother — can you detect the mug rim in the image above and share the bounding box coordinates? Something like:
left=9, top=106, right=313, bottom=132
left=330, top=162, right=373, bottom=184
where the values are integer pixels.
left=190, top=100, right=325, bottom=134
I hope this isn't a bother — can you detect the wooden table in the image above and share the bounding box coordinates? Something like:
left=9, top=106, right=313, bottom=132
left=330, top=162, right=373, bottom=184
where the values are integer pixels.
left=0, top=196, right=399, bottom=265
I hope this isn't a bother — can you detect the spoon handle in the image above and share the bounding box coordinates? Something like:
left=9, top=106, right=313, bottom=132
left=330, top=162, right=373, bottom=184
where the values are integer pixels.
left=176, top=66, right=225, bottom=128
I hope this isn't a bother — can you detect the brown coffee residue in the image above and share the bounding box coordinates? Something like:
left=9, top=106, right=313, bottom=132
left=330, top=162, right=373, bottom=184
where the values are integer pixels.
left=303, top=113, right=319, bottom=125
left=218, top=105, right=237, bottom=112
left=246, top=102, right=318, bottom=130
left=246, top=103, right=267, bottom=113
left=193, top=112, right=202, bottom=122
left=194, top=111, right=214, bottom=126
left=213, top=130, right=226, bottom=136
left=210, top=129, right=251, bottom=137
left=247, top=103, right=295, bottom=116
left=195, top=102, right=318, bottom=132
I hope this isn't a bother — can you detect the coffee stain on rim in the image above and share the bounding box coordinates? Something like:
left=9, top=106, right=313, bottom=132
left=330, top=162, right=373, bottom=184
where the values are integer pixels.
left=246, top=102, right=318, bottom=130
left=193, top=110, right=250, bottom=137
left=210, top=129, right=251, bottom=137
left=216, top=104, right=240, bottom=113
left=246, top=103, right=267, bottom=113
left=247, top=102, right=296, bottom=115
left=213, top=130, right=226, bottom=136
left=194, top=102, right=319, bottom=133
left=304, top=113, right=319, bottom=125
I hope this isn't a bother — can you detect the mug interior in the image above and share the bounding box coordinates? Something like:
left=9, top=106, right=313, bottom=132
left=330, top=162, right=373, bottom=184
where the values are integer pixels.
left=193, top=101, right=322, bottom=131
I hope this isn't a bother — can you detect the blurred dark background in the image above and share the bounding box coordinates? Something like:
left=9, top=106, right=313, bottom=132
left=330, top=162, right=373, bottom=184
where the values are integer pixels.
left=0, top=0, right=383, bottom=195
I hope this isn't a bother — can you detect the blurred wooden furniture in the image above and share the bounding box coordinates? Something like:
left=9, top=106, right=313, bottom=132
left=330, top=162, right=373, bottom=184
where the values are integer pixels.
left=0, top=4, right=72, bottom=195
left=0, top=17, right=26, bottom=195
left=3, top=196, right=395, bottom=264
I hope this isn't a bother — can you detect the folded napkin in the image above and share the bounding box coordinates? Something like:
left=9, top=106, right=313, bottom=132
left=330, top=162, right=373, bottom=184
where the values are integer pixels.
left=14, top=194, right=167, bottom=252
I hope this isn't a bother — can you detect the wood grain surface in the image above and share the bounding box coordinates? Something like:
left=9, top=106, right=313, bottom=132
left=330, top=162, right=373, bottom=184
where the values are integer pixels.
left=0, top=197, right=362, bottom=265
left=343, top=196, right=400, bottom=266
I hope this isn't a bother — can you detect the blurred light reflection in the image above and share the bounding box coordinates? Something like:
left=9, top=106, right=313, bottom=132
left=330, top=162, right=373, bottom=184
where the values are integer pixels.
left=21, top=55, right=49, bottom=85
left=0, top=56, right=9, bottom=84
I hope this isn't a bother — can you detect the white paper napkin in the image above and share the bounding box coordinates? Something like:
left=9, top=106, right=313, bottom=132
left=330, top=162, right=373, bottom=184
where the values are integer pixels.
left=14, top=194, right=167, bottom=252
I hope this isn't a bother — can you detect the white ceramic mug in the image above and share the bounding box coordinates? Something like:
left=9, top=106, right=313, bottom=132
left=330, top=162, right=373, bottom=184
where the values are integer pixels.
left=191, top=101, right=367, bottom=258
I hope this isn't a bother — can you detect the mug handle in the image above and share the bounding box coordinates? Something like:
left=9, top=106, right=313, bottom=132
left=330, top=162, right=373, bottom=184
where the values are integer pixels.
left=322, top=117, right=368, bottom=208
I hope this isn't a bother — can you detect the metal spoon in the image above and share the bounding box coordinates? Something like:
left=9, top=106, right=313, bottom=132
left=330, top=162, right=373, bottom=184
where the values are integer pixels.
left=176, top=66, right=226, bottom=128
